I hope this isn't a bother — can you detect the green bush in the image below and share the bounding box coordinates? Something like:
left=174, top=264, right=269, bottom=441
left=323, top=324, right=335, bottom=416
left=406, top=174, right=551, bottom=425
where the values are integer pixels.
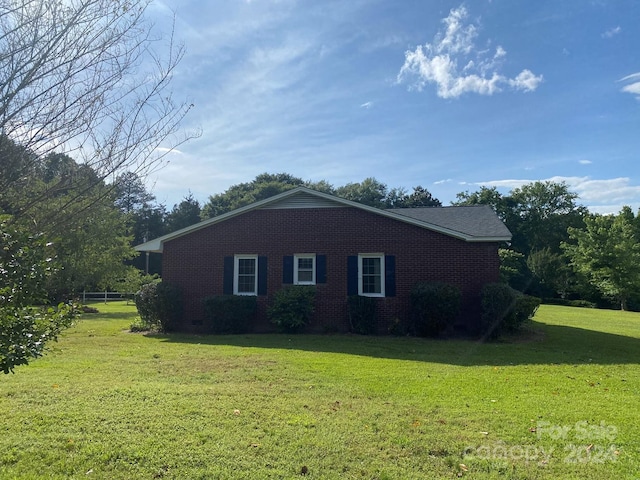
left=410, top=282, right=461, bottom=337
left=542, top=298, right=596, bottom=308
left=509, top=294, right=541, bottom=331
left=267, top=286, right=316, bottom=333
left=129, top=317, right=151, bottom=333
left=347, top=295, right=377, bottom=335
left=135, top=282, right=183, bottom=332
left=481, top=283, right=540, bottom=339
left=203, top=296, right=256, bottom=334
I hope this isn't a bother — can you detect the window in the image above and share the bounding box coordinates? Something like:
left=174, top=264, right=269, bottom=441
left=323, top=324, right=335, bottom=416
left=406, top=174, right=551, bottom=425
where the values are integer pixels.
left=359, top=254, right=385, bottom=297
left=294, top=254, right=316, bottom=285
left=234, top=255, right=257, bottom=295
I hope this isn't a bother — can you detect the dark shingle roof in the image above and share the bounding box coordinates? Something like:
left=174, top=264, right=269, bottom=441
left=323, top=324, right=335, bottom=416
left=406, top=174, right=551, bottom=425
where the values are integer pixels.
left=136, top=188, right=511, bottom=252
left=389, top=205, right=512, bottom=240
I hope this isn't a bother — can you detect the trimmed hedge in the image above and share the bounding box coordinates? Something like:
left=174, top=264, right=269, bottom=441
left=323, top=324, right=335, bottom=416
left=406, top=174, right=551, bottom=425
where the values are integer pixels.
left=135, top=282, right=183, bottom=333
left=410, top=282, right=461, bottom=337
left=542, top=298, right=596, bottom=308
left=347, top=295, right=377, bottom=335
left=267, top=286, right=316, bottom=333
left=203, top=296, right=256, bottom=334
left=480, top=283, right=541, bottom=339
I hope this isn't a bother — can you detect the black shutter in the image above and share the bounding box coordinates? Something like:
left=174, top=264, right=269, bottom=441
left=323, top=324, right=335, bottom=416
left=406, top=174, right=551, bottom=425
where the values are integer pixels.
left=316, top=255, right=327, bottom=284
left=223, top=256, right=234, bottom=295
left=283, top=256, right=294, bottom=284
left=347, top=255, right=358, bottom=295
left=385, top=255, right=396, bottom=297
left=257, top=256, right=268, bottom=295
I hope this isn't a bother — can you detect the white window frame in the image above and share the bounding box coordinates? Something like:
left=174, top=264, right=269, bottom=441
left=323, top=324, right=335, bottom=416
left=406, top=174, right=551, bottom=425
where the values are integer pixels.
left=234, top=255, right=258, bottom=296
left=358, top=254, right=385, bottom=297
left=294, top=254, right=316, bottom=285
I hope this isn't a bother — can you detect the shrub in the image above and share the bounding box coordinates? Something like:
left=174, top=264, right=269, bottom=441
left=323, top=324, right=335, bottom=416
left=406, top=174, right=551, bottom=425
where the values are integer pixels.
left=481, top=283, right=540, bottom=339
left=509, top=294, right=541, bottom=331
left=129, top=317, right=151, bottom=333
left=135, top=282, right=183, bottom=332
left=410, top=282, right=461, bottom=337
left=347, top=295, right=377, bottom=335
left=267, top=286, right=316, bottom=333
left=542, top=298, right=596, bottom=308
left=203, top=296, right=256, bottom=334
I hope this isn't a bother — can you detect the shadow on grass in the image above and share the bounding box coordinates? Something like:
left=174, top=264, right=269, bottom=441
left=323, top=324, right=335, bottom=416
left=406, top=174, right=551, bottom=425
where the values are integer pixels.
left=154, top=321, right=640, bottom=366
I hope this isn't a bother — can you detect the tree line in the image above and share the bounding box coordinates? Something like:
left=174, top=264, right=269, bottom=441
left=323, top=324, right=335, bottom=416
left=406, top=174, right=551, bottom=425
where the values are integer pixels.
left=119, top=170, right=640, bottom=313
left=2, top=0, right=637, bottom=373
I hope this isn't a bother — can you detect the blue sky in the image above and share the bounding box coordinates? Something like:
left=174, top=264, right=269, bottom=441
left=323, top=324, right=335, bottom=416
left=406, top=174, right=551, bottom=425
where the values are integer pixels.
left=146, top=0, right=640, bottom=214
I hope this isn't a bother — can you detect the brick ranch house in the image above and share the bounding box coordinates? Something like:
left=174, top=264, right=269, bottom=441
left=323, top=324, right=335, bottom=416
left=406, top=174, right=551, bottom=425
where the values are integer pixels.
left=135, top=187, right=511, bottom=333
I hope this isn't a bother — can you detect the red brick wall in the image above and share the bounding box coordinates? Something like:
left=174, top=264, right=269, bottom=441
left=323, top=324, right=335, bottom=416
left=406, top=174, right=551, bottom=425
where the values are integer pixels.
left=161, top=207, right=501, bottom=333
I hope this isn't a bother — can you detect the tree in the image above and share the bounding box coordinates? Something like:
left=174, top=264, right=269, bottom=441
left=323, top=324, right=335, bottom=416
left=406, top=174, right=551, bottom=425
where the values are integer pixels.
left=388, top=186, right=442, bottom=208
left=454, top=181, right=586, bottom=255
left=455, top=181, right=586, bottom=296
left=509, top=181, right=587, bottom=255
left=454, top=186, right=511, bottom=220
left=166, top=193, right=201, bottom=232
left=114, top=172, right=156, bottom=216
left=47, top=199, right=136, bottom=297
left=202, top=173, right=304, bottom=218
left=335, top=177, right=388, bottom=208
left=526, top=248, right=572, bottom=298
left=563, top=211, right=640, bottom=310
left=202, top=174, right=443, bottom=218
left=0, top=0, right=194, bottom=371
left=1, top=220, right=74, bottom=373
left=0, top=0, right=195, bottom=227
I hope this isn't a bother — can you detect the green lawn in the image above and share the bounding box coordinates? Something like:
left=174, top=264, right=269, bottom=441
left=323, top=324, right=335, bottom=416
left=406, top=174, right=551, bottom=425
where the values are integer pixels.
left=1, top=303, right=639, bottom=479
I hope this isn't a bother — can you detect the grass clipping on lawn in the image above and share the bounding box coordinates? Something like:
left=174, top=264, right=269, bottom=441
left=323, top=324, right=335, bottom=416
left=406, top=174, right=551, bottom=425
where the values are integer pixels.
left=1, top=302, right=639, bottom=479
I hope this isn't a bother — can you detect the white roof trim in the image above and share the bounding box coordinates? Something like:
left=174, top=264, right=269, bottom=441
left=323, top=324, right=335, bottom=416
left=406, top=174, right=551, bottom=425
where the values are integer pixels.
left=135, top=186, right=511, bottom=253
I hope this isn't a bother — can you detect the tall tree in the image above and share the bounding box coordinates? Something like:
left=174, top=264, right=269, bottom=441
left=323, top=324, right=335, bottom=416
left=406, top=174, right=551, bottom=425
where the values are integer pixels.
left=454, top=186, right=512, bottom=221
left=0, top=0, right=195, bottom=371
left=454, top=181, right=586, bottom=294
left=114, top=172, right=156, bottom=216
left=563, top=211, right=640, bottom=310
left=202, top=173, right=304, bottom=218
left=0, top=0, right=195, bottom=227
left=335, top=177, right=388, bottom=208
left=166, top=193, right=201, bottom=232
left=202, top=174, right=443, bottom=218
left=8, top=152, right=138, bottom=298
left=509, top=181, right=587, bottom=255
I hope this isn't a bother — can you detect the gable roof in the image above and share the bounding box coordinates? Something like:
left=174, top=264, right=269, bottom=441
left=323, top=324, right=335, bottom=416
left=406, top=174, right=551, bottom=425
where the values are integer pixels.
left=135, top=187, right=511, bottom=253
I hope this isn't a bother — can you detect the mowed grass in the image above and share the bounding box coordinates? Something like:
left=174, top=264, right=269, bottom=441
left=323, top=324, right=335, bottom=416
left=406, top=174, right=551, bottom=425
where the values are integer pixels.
left=1, top=303, right=639, bottom=479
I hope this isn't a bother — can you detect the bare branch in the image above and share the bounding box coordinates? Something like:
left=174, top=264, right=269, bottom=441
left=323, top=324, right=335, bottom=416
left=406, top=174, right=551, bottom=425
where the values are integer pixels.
left=0, top=0, right=198, bottom=224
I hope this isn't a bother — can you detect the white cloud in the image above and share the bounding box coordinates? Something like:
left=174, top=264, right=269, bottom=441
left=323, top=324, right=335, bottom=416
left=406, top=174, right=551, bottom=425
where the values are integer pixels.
left=618, top=72, right=640, bottom=99
left=622, top=83, right=640, bottom=95
left=360, top=101, right=373, bottom=109
left=477, top=176, right=640, bottom=211
left=154, top=147, right=184, bottom=154
left=397, top=5, right=542, bottom=98
left=619, top=72, right=640, bottom=82
left=509, top=70, right=543, bottom=91
left=579, top=159, right=592, bottom=165
left=602, top=26, right=621, bottom=38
